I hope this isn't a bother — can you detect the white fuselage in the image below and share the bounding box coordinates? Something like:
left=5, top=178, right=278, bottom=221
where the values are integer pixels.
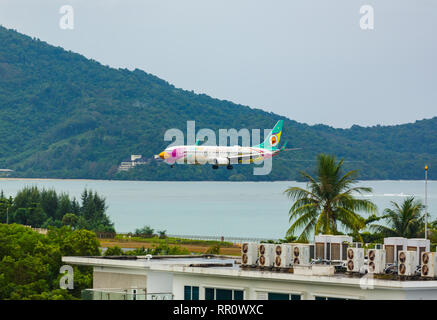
left=160, top=145, right=275, bottom=166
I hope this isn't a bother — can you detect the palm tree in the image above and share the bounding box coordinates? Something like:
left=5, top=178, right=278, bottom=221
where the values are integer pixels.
left=284, top=154, right=377, bottom=242
left=370, top=197, right=425, bottom=238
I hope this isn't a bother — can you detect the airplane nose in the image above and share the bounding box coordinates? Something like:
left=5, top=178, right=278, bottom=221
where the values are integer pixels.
left=159, top=151, right=170, bottom=159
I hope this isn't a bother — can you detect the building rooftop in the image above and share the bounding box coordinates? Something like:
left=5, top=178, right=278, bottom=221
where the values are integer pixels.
left=63, top=254, right=237, bottom=269
left=62, top=254, right=437, bottom=290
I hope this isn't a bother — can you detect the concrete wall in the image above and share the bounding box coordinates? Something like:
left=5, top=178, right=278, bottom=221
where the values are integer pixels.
left=93, top=266, right=147, bottom=289
left=172, top=273, right=437, bottom=300
left=84, top=261, right=437, bottom=300
left=146, top=270, right=173, bottom=294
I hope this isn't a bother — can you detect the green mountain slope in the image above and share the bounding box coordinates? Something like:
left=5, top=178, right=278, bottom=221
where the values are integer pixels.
left=0, top=26, right=436, bottom=181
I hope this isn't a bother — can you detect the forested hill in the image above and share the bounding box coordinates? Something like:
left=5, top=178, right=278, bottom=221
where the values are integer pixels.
left=0, top=26, right=436, bottom=181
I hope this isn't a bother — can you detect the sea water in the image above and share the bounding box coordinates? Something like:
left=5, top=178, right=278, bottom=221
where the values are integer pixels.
left=0, top=179, right=435, bottom=239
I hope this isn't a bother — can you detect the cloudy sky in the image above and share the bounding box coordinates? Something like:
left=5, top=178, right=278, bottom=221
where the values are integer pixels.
left=1, top=0, right=436, bottom=128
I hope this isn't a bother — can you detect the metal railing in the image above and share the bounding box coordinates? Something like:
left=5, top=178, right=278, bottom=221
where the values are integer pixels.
left=81, top=289, right=173, bottom=300
left=166, top=234, right=280, bottom=244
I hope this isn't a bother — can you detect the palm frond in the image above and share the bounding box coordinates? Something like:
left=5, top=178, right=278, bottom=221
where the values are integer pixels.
left=287, top=207, right=319, bottom=239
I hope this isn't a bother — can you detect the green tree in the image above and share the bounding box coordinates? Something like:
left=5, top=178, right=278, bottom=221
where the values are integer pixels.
left=62, top=213, right=78, bottom=228
left=353, top=213, right=385, bottom=243
left=79, top=189, right=114, bottom=232
left=56, top=193, right=76, bottom=220
left=3, top=186, right=114, bottom=232
left=27, top=203, right=48, bottom=227
left=47, top=227, right=100, bottom=299
left=0, top=195, right=13, bottom=224
left=135, top=225, right=155, bottom=238
left=205, top=244, right=221, bottom=254
left=104, top=246, right=124, bottom=256
left=40, top=189, right=59, bottom=221
left=370, top=197, right=425, bottom=238
left=124, top=246, right=150, bottom=256
left=13, top=187, right=40, bottom=214
left=151, top=243, right=189, bottom=255
left=0, top=224, right=90, bottom=299
left=284, top=154, right=377, bottom=242
left=13, top=208, right=29, bottom=225
left=59, top=229, right=101, bottom=257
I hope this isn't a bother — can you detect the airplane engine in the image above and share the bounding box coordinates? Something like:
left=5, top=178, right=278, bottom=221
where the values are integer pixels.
left=214, top=158, right=230, bottom=166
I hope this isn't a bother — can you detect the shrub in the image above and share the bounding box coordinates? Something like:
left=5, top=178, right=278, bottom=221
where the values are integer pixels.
left=104, top=246, right=124, bottom=256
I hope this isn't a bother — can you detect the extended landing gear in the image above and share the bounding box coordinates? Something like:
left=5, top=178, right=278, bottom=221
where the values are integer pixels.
left=170, top=165, right=174, bottom=168
left=212, top=164, right=233, bottom=170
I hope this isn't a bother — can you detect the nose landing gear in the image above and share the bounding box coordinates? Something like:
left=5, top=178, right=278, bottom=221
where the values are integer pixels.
left=226, top=165, right=233, bottom=170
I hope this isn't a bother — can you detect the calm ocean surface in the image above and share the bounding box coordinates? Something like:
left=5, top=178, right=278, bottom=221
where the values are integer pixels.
left=0, top=179, right=435, bottom=239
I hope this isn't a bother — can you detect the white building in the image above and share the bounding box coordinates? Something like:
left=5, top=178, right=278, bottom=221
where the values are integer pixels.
left=0, top=168, right=13, bottom=176
left=118, top=155, right=149, bottom=172
left=62, top=253, right=437, bottom=300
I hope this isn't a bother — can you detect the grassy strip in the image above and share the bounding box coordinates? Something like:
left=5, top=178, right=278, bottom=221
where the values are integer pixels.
left=114, top=234, right=235, bottom=247
left=100, top=241, right=242, bottom=256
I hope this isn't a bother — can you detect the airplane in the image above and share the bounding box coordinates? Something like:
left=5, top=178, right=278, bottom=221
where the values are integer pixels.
left=154, top=120, right=298, bottom=169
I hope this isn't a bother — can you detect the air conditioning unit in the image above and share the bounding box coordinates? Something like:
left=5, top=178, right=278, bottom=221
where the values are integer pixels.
left=274, top=244, right=292, bottom=268
left=421, top=252, right=437, bottom=278
left=346, top=247, right=364, bottom=272
left=398, top=251, right=417, bottom=276
left=368, top=249, right=386, bottom=274
left=292, top=245, right=310, bottom=265
left=241, top=242, right=258, bottom=266
left=258, top=243, right=275, bottom=267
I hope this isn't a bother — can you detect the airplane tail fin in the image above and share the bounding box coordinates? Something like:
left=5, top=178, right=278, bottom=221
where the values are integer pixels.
left=253, top=120, right=283, bottom=150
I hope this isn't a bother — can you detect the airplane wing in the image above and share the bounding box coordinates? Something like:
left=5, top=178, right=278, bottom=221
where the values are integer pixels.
left=279, top=147, right=302, bottom=152
left=227, top=153, right=264, bottom=164
left=224, top=147, right=301, bottom=164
